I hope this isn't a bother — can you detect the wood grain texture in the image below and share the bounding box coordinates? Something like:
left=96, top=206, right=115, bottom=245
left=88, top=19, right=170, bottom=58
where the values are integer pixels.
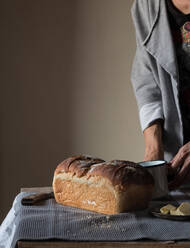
left=17, top=241, right=190, bottom=248
left=21, top=187, right=53, bottom=193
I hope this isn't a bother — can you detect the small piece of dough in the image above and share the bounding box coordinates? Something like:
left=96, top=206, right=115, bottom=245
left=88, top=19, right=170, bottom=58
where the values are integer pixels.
left=170, top=209, right=180, bottom=215
left=160, top=204, right=176, bottom=214
left=174, top=202, right=190, bottom=216
left=160, top=202, right=190, bottom=216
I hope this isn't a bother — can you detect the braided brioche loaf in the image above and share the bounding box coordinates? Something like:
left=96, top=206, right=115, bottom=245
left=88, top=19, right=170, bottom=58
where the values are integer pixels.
left=53, top=155, right=154, bottom=214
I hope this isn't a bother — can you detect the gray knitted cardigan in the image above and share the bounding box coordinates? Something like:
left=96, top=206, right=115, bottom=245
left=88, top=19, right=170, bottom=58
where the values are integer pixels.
left=131, top=0, right=183, bottom=161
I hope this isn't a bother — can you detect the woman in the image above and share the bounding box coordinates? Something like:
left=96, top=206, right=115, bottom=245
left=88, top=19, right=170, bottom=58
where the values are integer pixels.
left=131, top=0, right=190, bottom=189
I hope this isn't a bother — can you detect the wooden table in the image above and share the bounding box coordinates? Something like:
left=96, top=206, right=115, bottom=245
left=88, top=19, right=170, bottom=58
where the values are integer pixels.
left=17, top=187, right=190, bottom=248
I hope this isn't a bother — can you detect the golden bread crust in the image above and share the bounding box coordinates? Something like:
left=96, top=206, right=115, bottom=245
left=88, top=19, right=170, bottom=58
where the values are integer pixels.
left=53, top=155, right=154, bottom=214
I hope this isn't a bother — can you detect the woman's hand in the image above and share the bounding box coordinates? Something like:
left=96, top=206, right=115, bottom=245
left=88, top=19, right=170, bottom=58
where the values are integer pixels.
left=168, top=141, right=190, bottom=190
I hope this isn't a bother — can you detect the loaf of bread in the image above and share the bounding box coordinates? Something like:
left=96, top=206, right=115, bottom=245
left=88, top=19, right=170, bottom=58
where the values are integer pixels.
left=53, top=155, right=154, bottom=214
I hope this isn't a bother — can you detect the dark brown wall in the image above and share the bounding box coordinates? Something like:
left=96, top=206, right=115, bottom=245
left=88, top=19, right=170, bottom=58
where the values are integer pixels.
left=0, top=0, right=77, bottom=221
left=0, top=0, right=143, bottom=223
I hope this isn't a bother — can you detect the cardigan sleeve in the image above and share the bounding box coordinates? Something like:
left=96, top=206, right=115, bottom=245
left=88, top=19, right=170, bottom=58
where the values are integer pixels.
left=131, top=0, right=164, bottom=132
left=131, top=33, right=164, bottom=132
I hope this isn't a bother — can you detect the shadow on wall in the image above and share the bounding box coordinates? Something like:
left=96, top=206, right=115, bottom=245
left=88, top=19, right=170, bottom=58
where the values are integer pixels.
left=0, top=121, right=3, bottom=222
left=0, top=0, right=139, bottom=223
left=0, top=0, right=78, bottom=223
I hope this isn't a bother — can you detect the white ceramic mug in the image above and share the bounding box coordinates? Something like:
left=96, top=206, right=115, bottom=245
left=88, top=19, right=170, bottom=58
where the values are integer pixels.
left=138, top=160, right=168, bottom=199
